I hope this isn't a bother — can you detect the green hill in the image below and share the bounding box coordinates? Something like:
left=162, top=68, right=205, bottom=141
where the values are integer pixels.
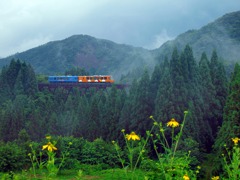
left=0, top=11, right=240, bottom=80
left=0, top=35, right=154, bottom=80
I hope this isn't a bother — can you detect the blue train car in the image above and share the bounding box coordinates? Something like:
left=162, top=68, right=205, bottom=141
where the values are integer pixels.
left=48, top=76, right=78, bottom=83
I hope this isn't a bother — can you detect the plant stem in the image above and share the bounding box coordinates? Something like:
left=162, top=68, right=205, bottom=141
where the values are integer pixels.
left=133, top=125, right=155, bottom=171
left=171, top=112, right=188, bottom=165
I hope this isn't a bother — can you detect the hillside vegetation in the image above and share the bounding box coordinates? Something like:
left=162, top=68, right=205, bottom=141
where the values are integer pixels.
left=0, top=45, right=240, bottom=179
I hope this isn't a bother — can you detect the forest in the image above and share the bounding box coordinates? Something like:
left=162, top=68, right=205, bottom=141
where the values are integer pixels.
left=0, top=45, right=239, bottom=179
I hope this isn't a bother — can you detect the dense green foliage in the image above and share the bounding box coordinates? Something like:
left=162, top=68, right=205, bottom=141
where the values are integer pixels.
left=0, top=141, right=27, bottom=172
left=0, top=47, right=228, bottom=145
left=0, top=44, right=238, bottom=179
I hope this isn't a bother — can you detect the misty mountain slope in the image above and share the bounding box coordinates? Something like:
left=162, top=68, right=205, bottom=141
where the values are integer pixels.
left=0, top=35, right=154, bottom=80
left=155, top=11, right=240, bottom=63
left=0, top=11, right=240, bottom=80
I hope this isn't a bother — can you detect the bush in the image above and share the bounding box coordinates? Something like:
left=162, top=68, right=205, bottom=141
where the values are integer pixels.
left=80, top=138, right=119, bottom=167
left=0, top=141, right=27, bottom=172
left=55, top=136, right=86, bottom=169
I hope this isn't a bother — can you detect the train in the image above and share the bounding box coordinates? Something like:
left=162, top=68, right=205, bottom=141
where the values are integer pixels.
left=48, top=75, right=115, bottom=83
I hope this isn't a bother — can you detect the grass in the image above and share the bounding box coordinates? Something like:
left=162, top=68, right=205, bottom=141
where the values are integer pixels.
left=0, top=168, right=146, bottom=180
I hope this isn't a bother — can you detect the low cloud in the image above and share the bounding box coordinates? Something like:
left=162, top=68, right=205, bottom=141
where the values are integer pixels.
left=0, top=33, right=52, bottom=57
left=17, top=35, right=52, bottom=53
left=144, top=30, right=174, bottom=50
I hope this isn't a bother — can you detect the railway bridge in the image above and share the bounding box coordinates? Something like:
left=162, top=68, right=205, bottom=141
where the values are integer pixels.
left=38, top=83, right=129, bottom=92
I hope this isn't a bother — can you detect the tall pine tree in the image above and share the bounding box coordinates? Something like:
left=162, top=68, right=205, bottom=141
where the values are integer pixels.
left=214, top=63, right=240, bottom=152
left=210, top=50, right=228, bottom=127
left=130, top=69, right=152, bottom=136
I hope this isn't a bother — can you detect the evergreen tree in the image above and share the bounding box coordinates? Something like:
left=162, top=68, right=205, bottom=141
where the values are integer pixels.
left=14, top=69, right=25, bottom=95
left=210, top=50, right=228, bottom=127
left=214, top=63, right=240, bottom=152
left=25, top=107, right=46, bottom=141
left=199, top=53, right=219, bottom=140
left=0, top=95, right=31, bottom=141
left=183, top=46, right=212, bottom=151
left=74, top=95, right=90, bottom=138
left=101, top=86, right=123, bottom=141
left=119, top=79, right=138, bottom=133
left=170, top=47, right=187, bottom=119
left=130, top=69, right=152, bottom=136
left=149, top=64, right=162, bottom=112
left=58, top=94, right=78, bottom=136
left=88, top=94, right=101, bottom=140
left=0, top=66, right=12, bottom=104
left=46, top=112, right=59, bottom=135
left=6, top=59, right=22, bottom=90
left=25, top=64, right=38, bottom=96
left=155, top=58, right=174, bottom=122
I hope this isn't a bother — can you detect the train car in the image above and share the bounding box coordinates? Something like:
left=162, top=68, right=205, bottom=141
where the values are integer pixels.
left=48, top=75, right=114, bottom=83
left=78, top=75, right=114, bottom=83
left=48, top=76, right=78, bottom=83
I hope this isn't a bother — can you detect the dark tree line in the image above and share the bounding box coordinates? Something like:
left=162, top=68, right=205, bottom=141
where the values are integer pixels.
left=0, top=46, right=230, bottom=156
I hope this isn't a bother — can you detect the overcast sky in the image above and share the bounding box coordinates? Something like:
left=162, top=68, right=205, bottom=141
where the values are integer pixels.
left=0, top=0, right=240, bottom=58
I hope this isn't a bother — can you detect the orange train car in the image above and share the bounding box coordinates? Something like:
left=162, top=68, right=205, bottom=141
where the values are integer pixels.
left=78, top=75, right=114, bottom=83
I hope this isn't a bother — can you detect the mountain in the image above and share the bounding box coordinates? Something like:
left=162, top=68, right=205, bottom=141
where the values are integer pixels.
left=0, top=35, right=155, bottom=80
left=155, top=11, right=240, bottom=64
left=0, top=11, right=240, bottom=80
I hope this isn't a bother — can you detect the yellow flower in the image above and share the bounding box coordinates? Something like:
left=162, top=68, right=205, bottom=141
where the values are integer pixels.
left=232, top=137, right=240, bottom=145
left=149, top=115, right=153, bottom=119
left=126, top=132, right=140, bottom=141
left=183, top=174, right=190, bottom=180
left=167, top=118, right=179, bottom=128
left=121, top=129, right=125, bottom=133
left=42, top=142, right=57, bottom=152
left=211, top=176, right=219, bottom=180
